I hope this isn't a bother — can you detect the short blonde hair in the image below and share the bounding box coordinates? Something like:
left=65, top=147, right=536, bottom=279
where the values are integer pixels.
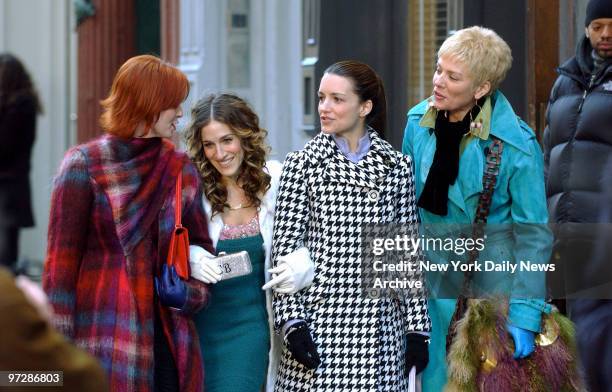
left=438, top=26, right=512, bottom=93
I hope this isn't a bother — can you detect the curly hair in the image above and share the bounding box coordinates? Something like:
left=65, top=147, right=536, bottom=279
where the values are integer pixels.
left=184, top=93, right=271, bottom=216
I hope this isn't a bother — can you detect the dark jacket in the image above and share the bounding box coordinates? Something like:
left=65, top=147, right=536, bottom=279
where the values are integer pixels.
left=544, top=36, right=612, bottom=223
left=570, top=158, right=612, bottom=391
left=543, top=36, right=612, bottom=296
left=0, top=95, right=36, bottom=228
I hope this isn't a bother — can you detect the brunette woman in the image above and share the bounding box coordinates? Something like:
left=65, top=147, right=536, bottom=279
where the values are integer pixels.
left=271, top=61, right=431, bottom=391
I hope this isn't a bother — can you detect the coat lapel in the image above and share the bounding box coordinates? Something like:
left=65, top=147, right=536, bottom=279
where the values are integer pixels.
left=456, top=137, right=484, bottom=203
left=321, top=131, right=397, bottom=189
left=414, top=91, right=528, bottom=218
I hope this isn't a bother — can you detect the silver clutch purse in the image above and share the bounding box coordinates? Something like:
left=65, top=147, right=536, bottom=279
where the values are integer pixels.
left=216, top=251, right=252, bottom=280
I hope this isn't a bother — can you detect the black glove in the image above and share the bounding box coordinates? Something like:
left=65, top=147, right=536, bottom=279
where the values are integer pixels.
left=285, top=321, right=321, bottom=370
left=405, top=333, right=429, bottom=375
left=155, top=264, right=187, bottom=310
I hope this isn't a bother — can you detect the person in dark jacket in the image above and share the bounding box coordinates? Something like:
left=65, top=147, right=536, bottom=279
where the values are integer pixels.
left=576, top=157, right=612, bottom=392
left=543, top=0, right=612, bottom=390
left=0, top=53, right=42, bottom=271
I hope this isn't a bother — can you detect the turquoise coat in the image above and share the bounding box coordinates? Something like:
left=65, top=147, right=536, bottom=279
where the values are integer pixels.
left=402, top=91, right=552, bottom=391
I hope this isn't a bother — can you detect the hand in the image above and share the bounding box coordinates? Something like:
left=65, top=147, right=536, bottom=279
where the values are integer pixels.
left=262, top=262, right=298, bottom=293
left=285, top=321, right=321, bottom=369
left=155, top=264, right=187, bottom=309
left=405, top=333, right=429, bottom=374
left=189, top=245, right=222, bottom=284
left=15, top=275, right=54, bottom=323
left=261, top=247, right=314, bottom=293
left=507, top=324, right=535, bottom=359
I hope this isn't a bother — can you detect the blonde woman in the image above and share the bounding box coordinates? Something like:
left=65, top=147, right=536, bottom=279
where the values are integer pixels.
left=402, top=27, right=552, bottom=390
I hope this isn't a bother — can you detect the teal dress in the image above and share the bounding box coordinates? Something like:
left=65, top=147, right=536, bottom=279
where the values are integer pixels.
left=194, top=233, right=269, bottom=391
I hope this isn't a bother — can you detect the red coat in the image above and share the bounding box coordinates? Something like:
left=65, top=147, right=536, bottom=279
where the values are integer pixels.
left=43, top=135, right=213, bottom=391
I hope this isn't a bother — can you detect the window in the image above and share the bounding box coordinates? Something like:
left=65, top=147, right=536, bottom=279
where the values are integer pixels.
left=227, top=0, right=250, bottom=89
left=407, top=0, right=463, bottom=108
left=301, top=0, right=320, bottom=129
left=303, top=0, right=320, bottom=58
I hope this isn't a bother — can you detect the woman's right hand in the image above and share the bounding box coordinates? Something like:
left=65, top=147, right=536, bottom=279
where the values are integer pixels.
left=189, top=245, right=223, bottom=284
left=284, top=321, right=320, bottom=369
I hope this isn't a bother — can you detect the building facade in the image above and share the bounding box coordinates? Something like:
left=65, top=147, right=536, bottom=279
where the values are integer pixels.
left=0, top=0, right=593, bottom=269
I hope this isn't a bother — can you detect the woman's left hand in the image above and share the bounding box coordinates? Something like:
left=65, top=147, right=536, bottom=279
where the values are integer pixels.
left=262, top=247, right=314, bottom=293
left=507, top=324, right=535, bottom=359
left=155, top=264, right=187, bottom=310
left=262, top=262, right=297, bottom=293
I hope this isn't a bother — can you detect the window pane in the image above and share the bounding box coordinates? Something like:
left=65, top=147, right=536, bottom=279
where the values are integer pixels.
left=227, top=0, right=250, bottom=89
left=407, top=0, right=463, bottom=108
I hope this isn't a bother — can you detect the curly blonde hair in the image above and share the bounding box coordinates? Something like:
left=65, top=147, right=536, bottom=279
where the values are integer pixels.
left=184, top=93, right=271, bottom=216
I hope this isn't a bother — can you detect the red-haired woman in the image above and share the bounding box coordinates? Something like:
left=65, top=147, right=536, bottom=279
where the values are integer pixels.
left=43, top=55, right=213, bottom=392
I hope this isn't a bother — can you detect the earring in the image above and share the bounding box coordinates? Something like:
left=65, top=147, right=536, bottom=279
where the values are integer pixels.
left=469, top=100, right=483, bottom=133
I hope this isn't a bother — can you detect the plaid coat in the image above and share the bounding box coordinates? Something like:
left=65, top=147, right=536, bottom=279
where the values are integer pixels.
left=43, top=134, right=213, bottom=392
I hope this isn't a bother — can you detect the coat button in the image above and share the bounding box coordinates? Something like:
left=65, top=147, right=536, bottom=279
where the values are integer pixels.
left=368, top=190, right=379, bottom=201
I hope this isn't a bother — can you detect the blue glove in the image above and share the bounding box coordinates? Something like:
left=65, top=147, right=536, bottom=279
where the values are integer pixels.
left=155, top=264, right=187, bottom=310
left=507, top=323, right=535, bottom=359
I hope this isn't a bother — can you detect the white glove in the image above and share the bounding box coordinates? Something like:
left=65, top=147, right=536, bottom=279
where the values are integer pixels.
left=189, top=245, right=223, bottom=284
left=262, top=247, right=314, bottom=294
left=262, top=262, right=297, bottom=293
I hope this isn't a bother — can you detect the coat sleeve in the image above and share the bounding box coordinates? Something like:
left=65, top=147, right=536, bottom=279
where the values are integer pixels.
left=0, top=269, right=109, bottom=392
left=271, top=151, right=311, bottom=333
left=42, top=148, right=93, bottom=339
left=396, top=156, right=431, bottom=333
left=179, top=161, right=213, bottom=315
left=265, top=160, right=315, bottom=292
left=507, top=135, right=553, bottom=332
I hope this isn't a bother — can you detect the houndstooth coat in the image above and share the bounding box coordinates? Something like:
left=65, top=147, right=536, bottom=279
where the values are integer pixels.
left=272, top=130, right=431, bottom=391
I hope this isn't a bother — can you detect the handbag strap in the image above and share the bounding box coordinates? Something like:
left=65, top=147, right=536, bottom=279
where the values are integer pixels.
left=446, top=137, right=504, bottom=353
left=175, top=172, right=183, bottom=228
left=462, top=138, right=504, bottom=294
